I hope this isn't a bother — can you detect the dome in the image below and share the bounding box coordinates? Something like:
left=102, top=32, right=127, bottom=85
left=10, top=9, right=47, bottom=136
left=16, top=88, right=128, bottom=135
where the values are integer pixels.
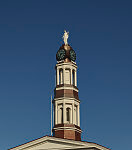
left=56, top=44, right=76, bottom=62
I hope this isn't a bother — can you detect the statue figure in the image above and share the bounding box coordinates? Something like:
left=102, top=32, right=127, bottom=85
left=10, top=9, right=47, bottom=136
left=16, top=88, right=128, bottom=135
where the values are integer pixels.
left=63, top=30, right=69, bottom=45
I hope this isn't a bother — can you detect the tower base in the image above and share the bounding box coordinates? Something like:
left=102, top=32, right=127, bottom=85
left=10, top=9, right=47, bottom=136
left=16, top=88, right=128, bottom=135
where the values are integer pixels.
left=53, top=124, right=82, bottom=141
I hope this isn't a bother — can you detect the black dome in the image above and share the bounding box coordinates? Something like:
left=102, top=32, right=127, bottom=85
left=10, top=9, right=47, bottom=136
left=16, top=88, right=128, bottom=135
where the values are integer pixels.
left=56, top=44, right=76, bottom=62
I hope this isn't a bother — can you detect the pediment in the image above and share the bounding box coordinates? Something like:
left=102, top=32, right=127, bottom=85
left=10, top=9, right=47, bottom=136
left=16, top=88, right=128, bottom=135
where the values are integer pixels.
left=9, top=136, right=110, bottom=150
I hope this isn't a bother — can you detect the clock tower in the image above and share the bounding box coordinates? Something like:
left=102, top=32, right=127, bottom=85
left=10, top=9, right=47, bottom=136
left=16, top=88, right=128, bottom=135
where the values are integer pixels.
left=53, top=31, right=82, bottom=141
left=9, top=31, right=110, bottom=150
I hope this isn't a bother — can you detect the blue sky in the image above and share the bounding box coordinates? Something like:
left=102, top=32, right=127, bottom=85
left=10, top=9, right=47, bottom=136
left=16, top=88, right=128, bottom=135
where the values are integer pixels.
left=0, top=1, right=132, bottom=150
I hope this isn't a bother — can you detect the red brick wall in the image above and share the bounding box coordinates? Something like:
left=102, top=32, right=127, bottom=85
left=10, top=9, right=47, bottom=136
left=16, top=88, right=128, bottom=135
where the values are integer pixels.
left=53, top=129, right=81, bottom=141
left=55, top=89, right=79, bottom=99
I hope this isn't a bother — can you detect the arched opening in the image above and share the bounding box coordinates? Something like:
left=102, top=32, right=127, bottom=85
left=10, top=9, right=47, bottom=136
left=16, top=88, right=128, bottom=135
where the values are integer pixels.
left=72, top=70, right=75, bottom=85
left=66, top=107, right=70, bottom=123
left=74, top=105, right=78, bottom=125
left=60, top=108, right=63, bottom=124
left=59, top=69, right=63, bottom=84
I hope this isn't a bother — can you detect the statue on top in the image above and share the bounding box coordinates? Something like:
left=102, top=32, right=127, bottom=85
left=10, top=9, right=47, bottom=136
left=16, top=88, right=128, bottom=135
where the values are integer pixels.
left=63, top=30, right=69, bottom=45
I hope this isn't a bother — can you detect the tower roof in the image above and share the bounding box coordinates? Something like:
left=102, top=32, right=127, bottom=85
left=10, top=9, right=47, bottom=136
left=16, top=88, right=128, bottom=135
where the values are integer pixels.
left=56, top=44, right=76, bottom=62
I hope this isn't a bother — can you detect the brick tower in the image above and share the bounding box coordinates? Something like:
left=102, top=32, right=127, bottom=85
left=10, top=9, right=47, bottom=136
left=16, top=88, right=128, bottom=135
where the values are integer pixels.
left=53, top=31, right=82, bottom=141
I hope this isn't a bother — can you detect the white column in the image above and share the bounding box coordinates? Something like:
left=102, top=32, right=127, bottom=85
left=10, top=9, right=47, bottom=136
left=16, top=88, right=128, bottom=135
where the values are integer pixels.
left=75, top=70, right=77, bottom=86
left=72, top=103, right=75, bottom=124
left=55, top=102, right=57, bottom=124
left=77, top=104, right=80, bottom=126
left=55, top=72, right=56, bottom=86
left=63, top=68, right=65, bottom=84
left=70, top=107, right=72, bottom=124
left=63, top=101, right=66, bottom=123
left=70, top=68, right=72, bottom=85
left=57, top=68, right=59, bottom=85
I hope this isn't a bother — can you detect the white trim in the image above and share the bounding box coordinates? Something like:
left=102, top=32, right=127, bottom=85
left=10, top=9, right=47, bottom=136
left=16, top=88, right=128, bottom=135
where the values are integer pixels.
left=55, top=86, right=79, bottom=92
left=54, top=97, right=80, bottom=103
left=53, top=126, right=82, bottom=133
left=56, top=61, right=77, bottom=67
left=56, top=64, right=77, bottom=73
left=9, top=136, right=110, bottom=150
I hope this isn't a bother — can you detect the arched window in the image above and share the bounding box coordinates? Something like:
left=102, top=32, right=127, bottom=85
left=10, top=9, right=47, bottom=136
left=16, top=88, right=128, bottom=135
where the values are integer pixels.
left=74, top=106, right=77, bottom=125
left=59, top=69, right=63, bottom=84
left=66, top=107, right=70, bottom=123
left=72, top=70, right=75, bottom=85
left=60, top=108, right=63, bottom=124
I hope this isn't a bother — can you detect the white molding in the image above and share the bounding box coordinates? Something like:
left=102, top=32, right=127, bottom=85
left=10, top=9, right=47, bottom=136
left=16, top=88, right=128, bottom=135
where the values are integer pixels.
left=53, top=126, right=82, bottom=133
left=9, top=136, right=110, bottom=150
left=55, top=86, right=79, bottom=92
left=56, top=62, right=77, bottom=69
left=54, top=97, right=80, bottom=103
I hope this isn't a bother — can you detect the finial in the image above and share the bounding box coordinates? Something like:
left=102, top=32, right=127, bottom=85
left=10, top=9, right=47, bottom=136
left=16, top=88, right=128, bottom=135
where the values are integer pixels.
left=62, top=30, right=69, bottom=45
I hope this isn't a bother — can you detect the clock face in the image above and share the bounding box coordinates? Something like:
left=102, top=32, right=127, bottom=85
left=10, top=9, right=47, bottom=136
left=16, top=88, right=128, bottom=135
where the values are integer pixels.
left=70, top=49, right=76, bottom=61
left=56, top=49, right=66, bottom=61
